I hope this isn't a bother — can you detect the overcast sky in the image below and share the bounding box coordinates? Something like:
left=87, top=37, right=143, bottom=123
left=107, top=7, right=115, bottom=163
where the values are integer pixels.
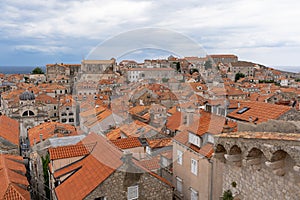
left=1, top=0, right=300, bottom=71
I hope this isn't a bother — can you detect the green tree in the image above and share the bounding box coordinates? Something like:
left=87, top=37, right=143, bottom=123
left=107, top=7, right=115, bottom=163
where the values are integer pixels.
left=235, top=72, right=245, bottom=82
left=204, top=60, right=212, bottom=70
left=222, top=190, right=233, bottom=200
left=42, top=154, right=50, bottom=199
left=31, top=67, right=44, bottom=74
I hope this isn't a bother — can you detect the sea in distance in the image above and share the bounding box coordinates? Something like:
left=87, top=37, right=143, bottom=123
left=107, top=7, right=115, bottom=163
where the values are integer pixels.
left=0, top=66, right=46, bottom=74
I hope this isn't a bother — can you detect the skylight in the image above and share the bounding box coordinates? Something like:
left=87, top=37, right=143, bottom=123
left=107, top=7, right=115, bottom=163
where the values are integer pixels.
left=237, top=107, right=250, bottom=114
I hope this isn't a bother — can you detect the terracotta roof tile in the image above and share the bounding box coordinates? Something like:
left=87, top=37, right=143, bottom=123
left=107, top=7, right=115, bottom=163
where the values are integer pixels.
left=106, top=128, right=122, bottom=140
left=49, top=143, right=94, bottom=160
left=227, top=101, right=291, bottom=124
left=54, top=133, right=124, bottom=200
left=139, top=156, right=160, bottom=171
left=147, top=138, right=172, bottom=149
left=111, top=137, right=142, bottom=149
left=28, top=122, right=78, bottom=146
left=0, top=154, right=30, bottom=200
left=0, top=115, right=20, bottom=145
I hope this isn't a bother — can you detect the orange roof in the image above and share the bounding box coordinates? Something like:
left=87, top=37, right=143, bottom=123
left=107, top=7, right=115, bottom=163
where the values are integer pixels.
left=106, top=128, right=122, bottom=140
left=54, top=133, right=173, bottom=199
left=0, top=154, right=30, bottom=200
left=49, top=143, right=94, bottom=160
left=120, top=120, right=158, bottom=138
left=139, top=156, right=160, bottom=171
left=111, top=137, right=142, bottom=149
left=227, top=101, right=291, bottom=124
left=173, top=131, right=214, bottom=158
left=28, top=122, right=78, bottom=146
left=0, top=115, right=20, bottom=145
left=36, top=93, right=58, bottom=104
left=54, top=133, right=123, bottom=200
left=147, top=138, right=172, bottom=149
left=173, top=112, right=236, bottom=157
left=188, top=111, right=236, bottom=136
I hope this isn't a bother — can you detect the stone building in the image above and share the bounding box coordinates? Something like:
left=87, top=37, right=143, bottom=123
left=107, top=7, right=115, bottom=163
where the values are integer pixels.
left=46, top=63, right=81, bottom=93
left=172, top=111, right=237, bottom=200
left=214, top=131, right=300, bottom=199
left=80, top=59, right=117, bottom=81
left=50, top=133, right=173, bottom=200
left=127, top=67, right=176, bottom=82
left=208, top=54, right=238, bottom=65
left=1, top=90, right=48, bottom=138
left=229, top=61, right=256, bottom=80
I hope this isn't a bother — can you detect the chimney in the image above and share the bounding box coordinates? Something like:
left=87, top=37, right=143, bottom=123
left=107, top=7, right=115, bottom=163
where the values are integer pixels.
left=34, top=138, right=36, bottom=146
left=39, top=134, right=43, bottom=142
left=249, top=116, right=252, bottom=123
left=237, top=102, right=240, bottom=108
left=222, top=119, right=231, bottom=133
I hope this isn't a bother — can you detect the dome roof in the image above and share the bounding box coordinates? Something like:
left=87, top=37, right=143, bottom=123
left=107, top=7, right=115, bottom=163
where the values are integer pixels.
left=19, top=91, right=35, bottom=100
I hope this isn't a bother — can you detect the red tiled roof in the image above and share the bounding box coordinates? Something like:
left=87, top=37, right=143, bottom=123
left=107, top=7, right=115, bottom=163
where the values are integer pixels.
left=139, top=156, right=160, bottom=171
left=55, top=133, right=123, bottom=200
left=49, top=143, right=94, bottom=160
left=147, top=138, right=172, bottom=149
left=111, top=137, right=142, bottom=149
left=166, top=111, right=182, bottom=131
left=0, top=115, right=20, bottom=145
left=106, top=128, right=122, bottom=140
left=173, top=131, right=214, bottom=158
left=0, top=154, right=30, bottom=200
left=28, top=122, right=78, bottom=146
left=227, top=101, right=291, bottom=124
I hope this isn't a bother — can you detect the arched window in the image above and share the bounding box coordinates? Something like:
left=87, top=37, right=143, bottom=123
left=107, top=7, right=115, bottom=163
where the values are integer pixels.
left=22, top=110, right=35, bottom=116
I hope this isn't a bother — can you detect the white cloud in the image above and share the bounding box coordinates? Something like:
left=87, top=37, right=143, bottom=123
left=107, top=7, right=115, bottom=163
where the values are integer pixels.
left=1, top=0, right=300, bottom=66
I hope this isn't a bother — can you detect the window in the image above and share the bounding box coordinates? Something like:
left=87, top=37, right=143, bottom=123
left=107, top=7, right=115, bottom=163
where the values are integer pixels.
left=69, top=118, right=74, bottom=122
left=94, top=197, right=106, bottom=200
left=54, top=106, right=56, bottom=110
left=176, top=177, right=183, bottom=193
left=146, top=146, right=151, bottom=155
left=127, top=185, right=138, bottom=200
left=61, top=118, right=67, bottom=123
left=207, top=134, right=214, bottom=144
left=237, top=107, right=249, bottom=114
left=191, top=188, right=198, bottom=200
left=177, top=150, right=183, bottom=165
left=161, top=157, right=169, bottom=168
left=69, top=112, right=74, bottom=116
left=191, top=159, right=198, bottom=175
left=188, top=133, right=200, bottom=147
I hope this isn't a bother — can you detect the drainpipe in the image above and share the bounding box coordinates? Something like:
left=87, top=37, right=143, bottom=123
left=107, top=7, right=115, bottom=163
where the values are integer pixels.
left=208, top=158, right=213, bottom=200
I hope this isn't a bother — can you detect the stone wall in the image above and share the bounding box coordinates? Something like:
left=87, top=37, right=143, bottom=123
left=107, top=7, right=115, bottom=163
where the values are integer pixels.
left=85, top=169, right=173, bottom=200
left=222, top=158, right=300, bottom=200
left=214, top=133, right=300, bottom=200
left=238, top=120, right=300, bottom=133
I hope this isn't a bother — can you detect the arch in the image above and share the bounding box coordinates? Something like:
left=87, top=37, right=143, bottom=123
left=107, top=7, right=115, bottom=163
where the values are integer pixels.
left=247, top=148, right=264, bottom=158
left=215, top=144, right=226, bottom=154
left=271, top=150, right=287, bottom=162
left=22, top=110, right=35, bottom=117
left=229, top=145, right=242, bottom=155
